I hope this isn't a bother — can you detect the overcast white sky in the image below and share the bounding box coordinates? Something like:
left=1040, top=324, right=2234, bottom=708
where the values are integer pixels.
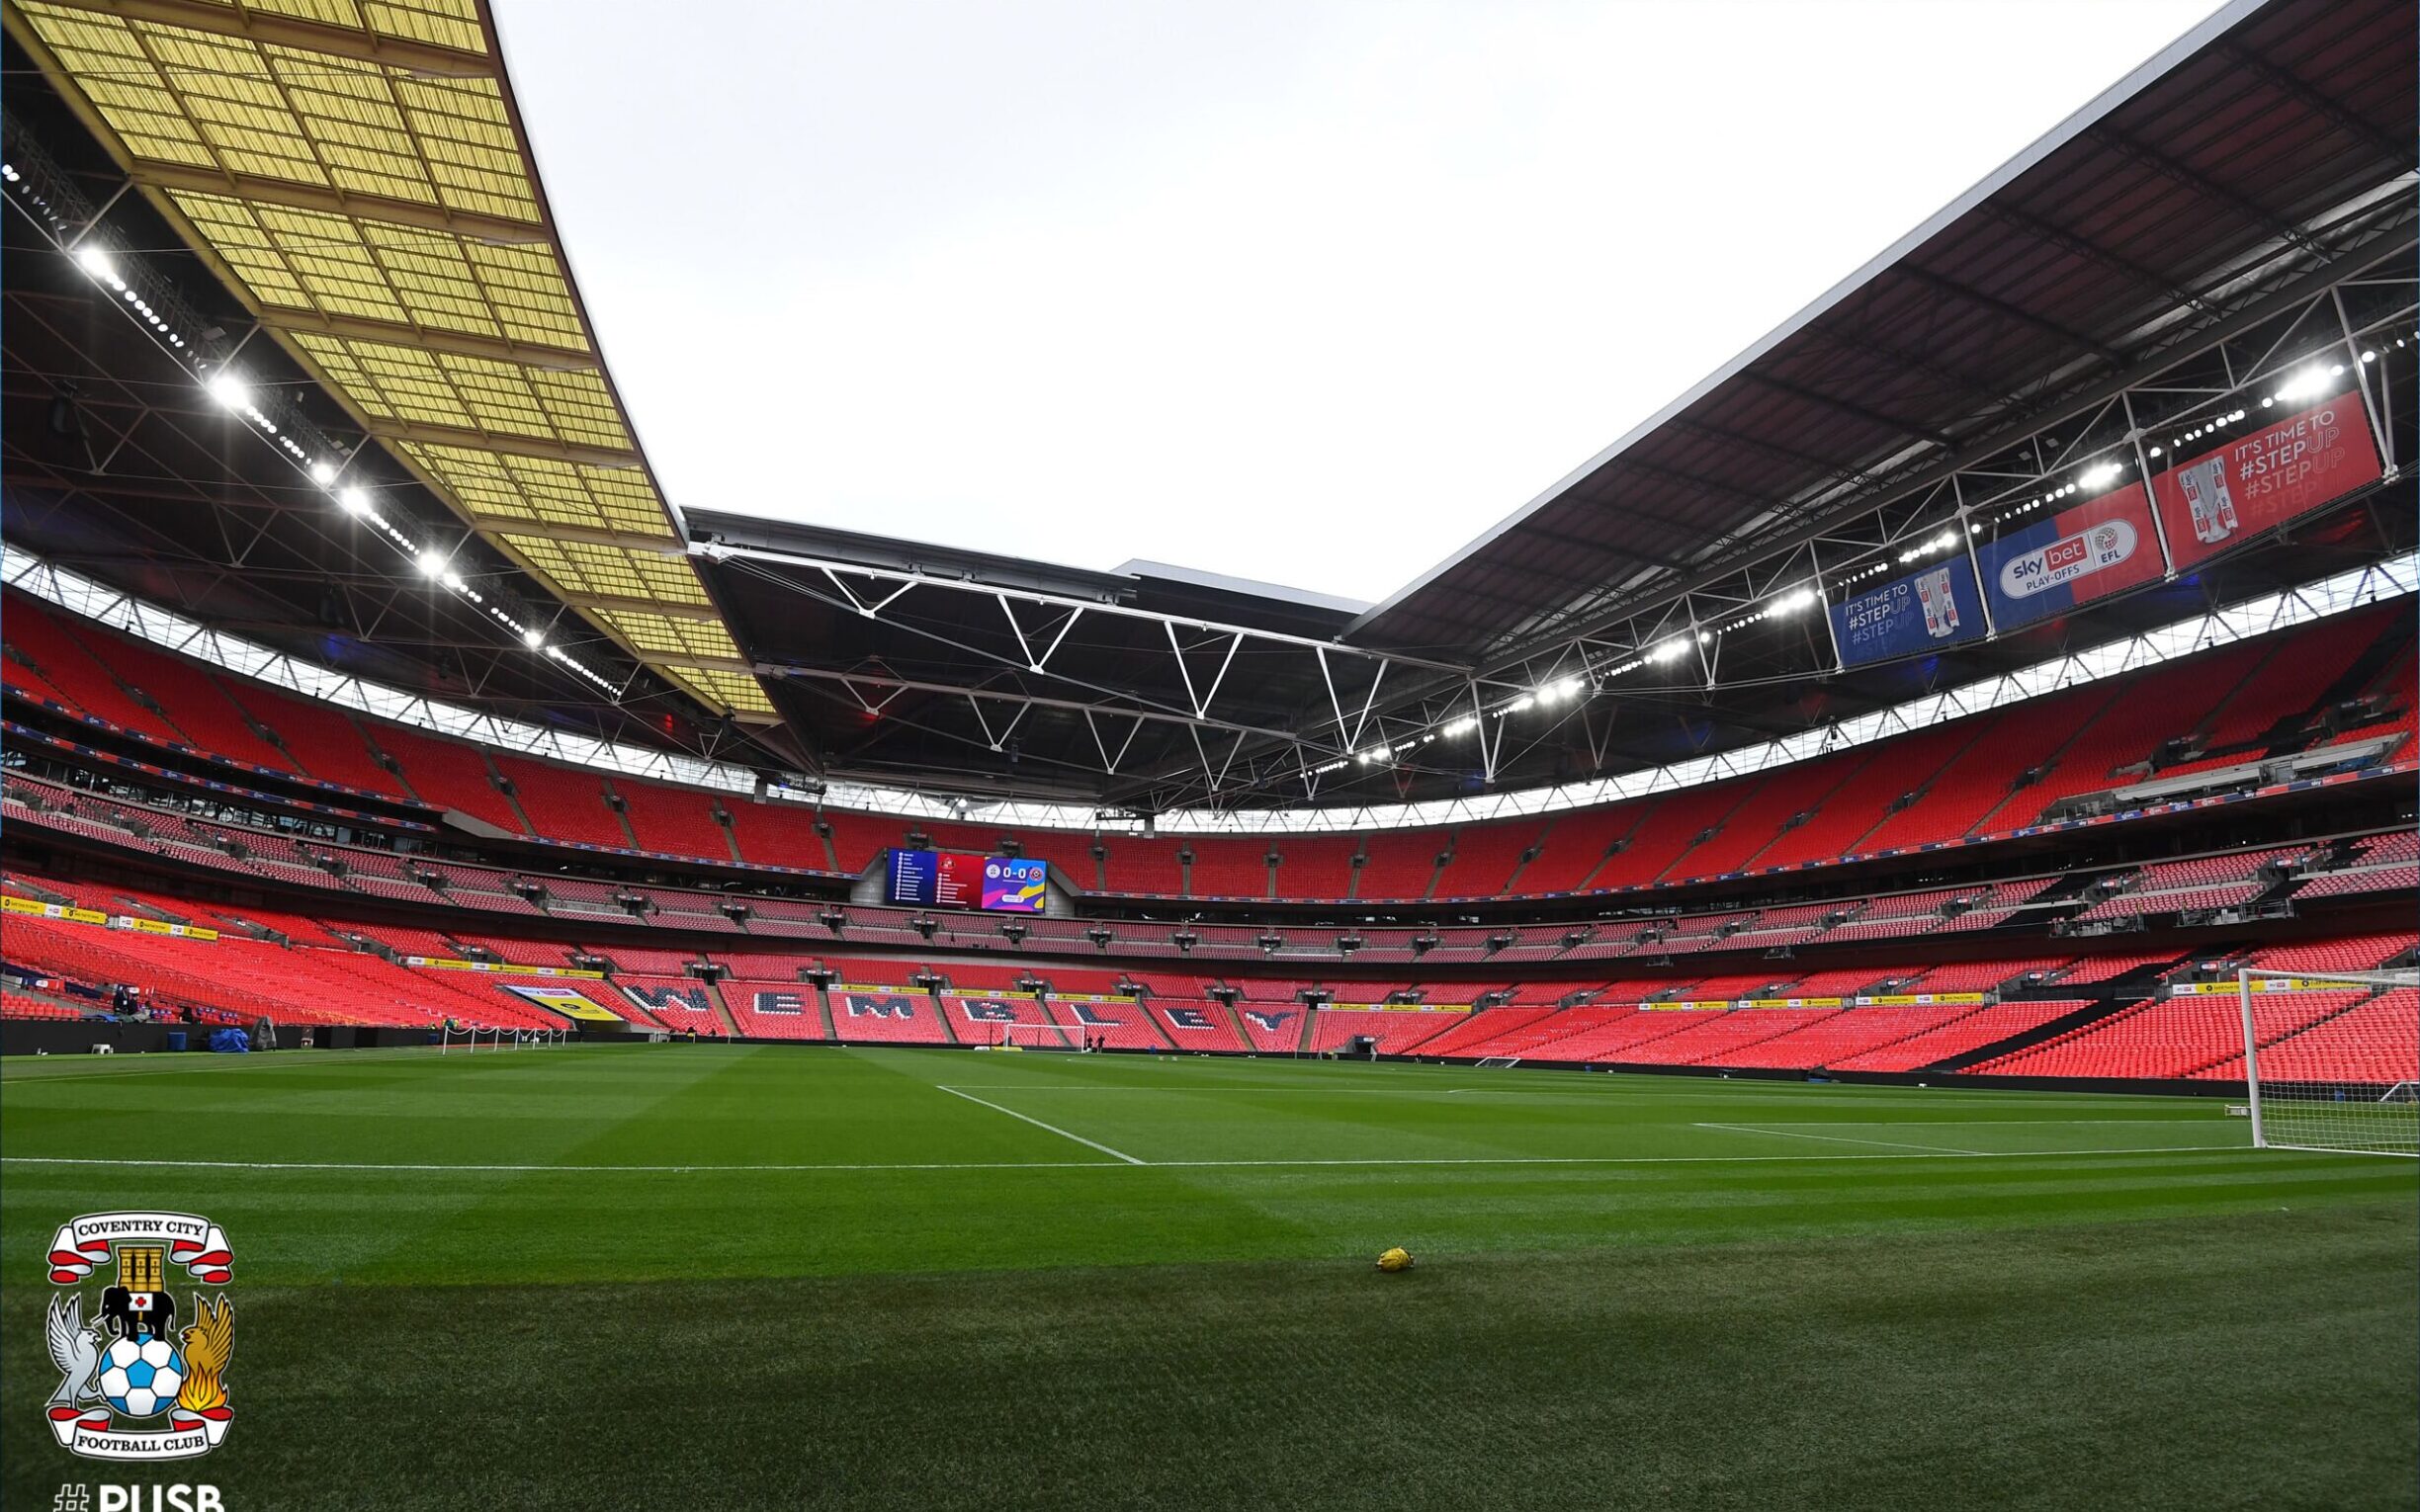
left=496, top=0, right=2220, bottom=607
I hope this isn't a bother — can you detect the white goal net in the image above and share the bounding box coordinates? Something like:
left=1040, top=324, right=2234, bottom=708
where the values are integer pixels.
left=2238, top=966, right=2420, bottom=1157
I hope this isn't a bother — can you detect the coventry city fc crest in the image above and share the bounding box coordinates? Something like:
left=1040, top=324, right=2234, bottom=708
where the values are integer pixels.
left=43, top=1212, right=234, bottom=1462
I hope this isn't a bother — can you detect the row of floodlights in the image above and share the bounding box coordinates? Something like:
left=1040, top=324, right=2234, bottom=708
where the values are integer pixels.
left=29, top=183, right=623, bottom=698
left=1311, top=345, right=2398, bottom=776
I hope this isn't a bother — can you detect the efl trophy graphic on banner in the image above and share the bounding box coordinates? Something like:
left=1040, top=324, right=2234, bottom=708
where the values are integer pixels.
left=1914, top=565, right=1961, bottom=639
left=2176, top=455, right=2240, bottom=546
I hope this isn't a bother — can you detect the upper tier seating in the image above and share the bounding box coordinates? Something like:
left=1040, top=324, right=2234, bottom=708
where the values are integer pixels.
left=1432, top=822, right=1551, bottom=898
left=371, top=727, right=526, bottom=834
left=1270, top=834, right=1359, bottom=899
left=492, top=756, right=625, bottom=848
left=1354, top=829, right=1445, bottom=901
left=724, top=798, right=836, bottom=871
left=214, top=681, right=410, bottom=797
left=1185, top=839, right=1271, bottom=899
left=614, top=780, right=733, bottom=860
left=1667, top=750, right=1868, bottom=878
left=5, top=598, right=188, bottom=740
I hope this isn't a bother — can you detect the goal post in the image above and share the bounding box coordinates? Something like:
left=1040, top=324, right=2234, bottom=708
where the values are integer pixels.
left=2239, top=966, right=2420, bottom=1157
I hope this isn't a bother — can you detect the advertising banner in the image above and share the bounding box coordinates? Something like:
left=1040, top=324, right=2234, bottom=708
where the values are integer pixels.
left=1827, top=554, right=1987, bottom=668
left=2148, top=395, right=2383, bottom=572
left=1976, top=480, right=2164, bottom=628
left=4, top=894, right=110, bottom=925
left=110, top=915, right=219, bottom=941
left=502, top=984, right=625, bottom=1021
left=2168, top=977, right=2372, bottom=995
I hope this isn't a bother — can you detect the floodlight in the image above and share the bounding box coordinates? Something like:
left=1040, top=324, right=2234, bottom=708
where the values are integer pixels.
left=205, top=372, right=249, bottom=411
left=2271, top=367, right=2331, bottom=404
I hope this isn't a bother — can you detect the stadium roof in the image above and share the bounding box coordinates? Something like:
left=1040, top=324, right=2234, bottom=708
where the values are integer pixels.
left=2, top=0, right=776, bottom=723
left=2, top=0, right=2413, bottom=812
left=1345, top=0, right=2417, bottom=665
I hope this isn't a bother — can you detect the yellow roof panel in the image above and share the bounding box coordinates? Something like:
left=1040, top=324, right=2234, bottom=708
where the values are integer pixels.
left=500, top=536, right=710, bottom=607
left=599, top=611, right=744, bottom=663
left=167, top=190, right=585, bottom=351
left=398, top=443, right=673, bottom=538
left=666, top=667, right=779, bottom=717
left=16, top=5, right=535, bottom=221
left=179, top=0, right=488, bottom=56
left=18, top=0, right=781, bottom=724
left=292, top=331, right=630, bottom=451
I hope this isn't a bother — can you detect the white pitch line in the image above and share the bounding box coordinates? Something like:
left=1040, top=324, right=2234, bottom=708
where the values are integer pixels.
left=0, top=1145, right=2256, bottom=1175
left=1695, top=1122, right=1987, bottom=1155
left=0, top=1046, right=612, bottom=1086
left=934, top=1085, right=1147, bottom=1164
left=931, top=1084, right=1501, bottom=1095
left=1732, top=1108, right=2216, bottom=1122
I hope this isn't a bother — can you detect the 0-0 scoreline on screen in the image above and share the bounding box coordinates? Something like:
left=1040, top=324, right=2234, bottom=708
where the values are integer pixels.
left=885, top=849, right=1049, bottom=913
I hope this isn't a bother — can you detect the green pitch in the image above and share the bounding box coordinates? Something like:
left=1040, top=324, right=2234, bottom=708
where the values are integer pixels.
left=4, top=1044, right=2414, bottom=1510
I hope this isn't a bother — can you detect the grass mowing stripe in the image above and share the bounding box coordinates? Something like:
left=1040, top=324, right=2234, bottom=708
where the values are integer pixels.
left=0, top=1144, right=2263, bottom=1172
left=932, top=1084, right=1147, bottom=1162
left=1696, top=1121, right=1988, bottom=1154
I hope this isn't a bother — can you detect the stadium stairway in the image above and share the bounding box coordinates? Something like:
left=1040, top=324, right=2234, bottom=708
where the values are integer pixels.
left=704, top=980, right=750, bottom=1038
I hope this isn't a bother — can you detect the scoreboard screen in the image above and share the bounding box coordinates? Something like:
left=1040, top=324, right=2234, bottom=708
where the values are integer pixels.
left=885, top=850, right=1047, bottom=913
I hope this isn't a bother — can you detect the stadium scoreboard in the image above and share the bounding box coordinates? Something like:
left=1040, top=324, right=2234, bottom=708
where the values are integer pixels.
left=885, top=849, right=1048, bottom=913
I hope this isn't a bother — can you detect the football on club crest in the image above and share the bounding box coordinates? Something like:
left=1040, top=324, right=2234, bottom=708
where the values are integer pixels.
left=43, top=1212, right=234, bottom=1462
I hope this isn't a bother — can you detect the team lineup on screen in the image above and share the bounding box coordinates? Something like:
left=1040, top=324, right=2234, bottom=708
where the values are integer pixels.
left=886, top=849, right=1050, bottom=912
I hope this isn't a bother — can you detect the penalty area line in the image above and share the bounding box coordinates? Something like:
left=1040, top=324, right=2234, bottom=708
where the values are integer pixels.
left=934, top=1085, right=1148, bottom=1165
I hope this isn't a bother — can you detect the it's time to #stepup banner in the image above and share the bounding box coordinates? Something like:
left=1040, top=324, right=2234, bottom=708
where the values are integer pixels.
left=2149, top=395, right=2383, bottom=573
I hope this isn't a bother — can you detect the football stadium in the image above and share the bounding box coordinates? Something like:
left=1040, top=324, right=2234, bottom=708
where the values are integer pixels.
left=1, top=0, right=2416, bottom=1507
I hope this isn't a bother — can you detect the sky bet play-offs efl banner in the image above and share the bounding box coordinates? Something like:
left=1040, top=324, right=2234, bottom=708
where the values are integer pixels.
left=1976, top=478, right=2165, bottom=630
left=2149, top=395, right=2383, bottom=572
left=1827, top=553, right=1988, bottom=670
left=886, top=849, right=1049, bottom=912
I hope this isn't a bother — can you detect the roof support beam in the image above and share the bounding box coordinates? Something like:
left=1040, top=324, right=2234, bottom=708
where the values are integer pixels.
left=698, top=540, right=1470, bottom=676
left=1891, top=266, right=2126, bottom=365
left=1739, top=371, right=1957, bottom=448
left=122, top=163, right=547, bottom=245
left=355, top=416, right=639, bottom=469
left=251, top=306, right=597, bottom=372
left=550, top=592, right=727, bottom=621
